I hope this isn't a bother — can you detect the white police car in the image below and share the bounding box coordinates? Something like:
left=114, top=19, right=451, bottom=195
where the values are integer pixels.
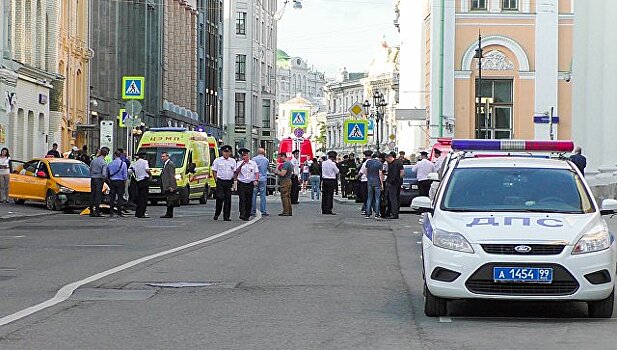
left=412, top=139, right=617, bottom=318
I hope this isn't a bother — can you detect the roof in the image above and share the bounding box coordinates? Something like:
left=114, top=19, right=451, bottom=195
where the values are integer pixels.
left=456, top=156, right=571, bottom=169
left=277, top=49, right=291, bottom=62
left=282, top=94, right=313, bottom=105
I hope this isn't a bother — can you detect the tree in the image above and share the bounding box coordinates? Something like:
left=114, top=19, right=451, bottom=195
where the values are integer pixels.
left=315, top=121, right=327, bottom=152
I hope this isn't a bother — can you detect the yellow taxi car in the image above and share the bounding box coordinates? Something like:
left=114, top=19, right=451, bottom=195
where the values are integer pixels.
left=10, top=157, right=109, bottom=211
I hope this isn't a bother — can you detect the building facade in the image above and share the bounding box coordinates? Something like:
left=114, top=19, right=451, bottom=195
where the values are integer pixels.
left=90, top=0, right=208, bottom=152
left=1, top=0, right=57, bottom=160
left=275, top=49, right=326, bottom=107
left=57, top=0, right=92, bottom=152
left=222, top=0, right=277, bottom=156
left=423, top=0, right=573, bottom=143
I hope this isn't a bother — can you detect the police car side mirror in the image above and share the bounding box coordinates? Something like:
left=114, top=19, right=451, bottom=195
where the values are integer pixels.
left=600, top=199, right=617, bottom=215
left=427, top=172, right=440, bottom=181
left=412, top=196, right=433, bottom=214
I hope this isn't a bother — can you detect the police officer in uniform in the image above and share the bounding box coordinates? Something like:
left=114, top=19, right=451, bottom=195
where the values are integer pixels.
left=212, top=145, right=236, bottom=221
left=235, top=148, right=259, bottom=221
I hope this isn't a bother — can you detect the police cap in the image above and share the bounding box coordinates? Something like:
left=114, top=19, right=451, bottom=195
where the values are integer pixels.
left=238, top=148, right=250, bottom=154
left=220, top=145, right=233, bottom=152
left=419, top=150, right=429, bottom=156
left=292, top=149, right=300, bottom=154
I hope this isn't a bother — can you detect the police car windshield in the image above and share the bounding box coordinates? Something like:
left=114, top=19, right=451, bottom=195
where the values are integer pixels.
left=139, top=147, right=186, bottom=168
left=441, top=167, right=594, bottom=214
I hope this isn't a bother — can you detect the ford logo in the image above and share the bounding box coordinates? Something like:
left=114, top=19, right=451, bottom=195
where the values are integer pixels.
left=514, top=245, right=532, bottom=253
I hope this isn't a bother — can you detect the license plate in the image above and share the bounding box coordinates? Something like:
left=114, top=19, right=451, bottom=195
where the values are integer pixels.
left=493, top=267, right=553, bottom=283
left=411, top=185, right=418, bottom=190
left=149, top=188, right=161, bottom=194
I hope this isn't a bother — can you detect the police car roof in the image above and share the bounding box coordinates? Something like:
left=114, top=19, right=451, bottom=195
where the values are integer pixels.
left=456, top=156, right=571, bottom=169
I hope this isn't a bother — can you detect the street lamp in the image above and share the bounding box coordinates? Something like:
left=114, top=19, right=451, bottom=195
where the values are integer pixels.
left=362, top=91, right=388, bottom=153
left=474, top=32, right=484, bottom=138
left=275, top=0, right=303, bottom=20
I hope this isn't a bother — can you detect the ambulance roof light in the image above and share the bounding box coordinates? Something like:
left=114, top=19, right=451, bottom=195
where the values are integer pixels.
left=451, top=139, right=574, bottom=153
left=149, top=127, right=188, bottom=132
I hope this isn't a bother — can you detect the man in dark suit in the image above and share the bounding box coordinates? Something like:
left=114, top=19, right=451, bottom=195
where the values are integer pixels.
left=160, top=152, right=178, bottom=218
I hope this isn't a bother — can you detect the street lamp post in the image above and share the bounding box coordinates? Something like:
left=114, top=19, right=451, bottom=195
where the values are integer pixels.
left=474, top=32, right=484, bottom=139
left=362, top=90, right=388, bottom=153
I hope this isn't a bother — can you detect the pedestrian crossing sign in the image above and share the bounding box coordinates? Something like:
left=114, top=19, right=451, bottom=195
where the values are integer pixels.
left=290, top=110, right=309, bottom=128
left=118, top=109, right=128, bottom=128
left=122, top=76, right=145, bottom=100
left=344, top=120, right=368, bottom=144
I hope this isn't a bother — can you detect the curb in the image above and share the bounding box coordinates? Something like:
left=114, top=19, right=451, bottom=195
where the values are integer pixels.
left=0, top=212, right=59, bottom=223
left=334, top=197, right=360, bottom=206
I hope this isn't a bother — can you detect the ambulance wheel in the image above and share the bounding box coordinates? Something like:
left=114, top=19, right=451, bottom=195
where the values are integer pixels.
left=199, top=187, right=209, bottom=204
left=180, top=186, right=190, bottom=205
left=588, top=290, right=614, bottom=318
left=424, top=283, right=447, bottom=317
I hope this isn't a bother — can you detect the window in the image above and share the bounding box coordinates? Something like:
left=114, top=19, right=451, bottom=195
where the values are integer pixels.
left=475, top=79, right=513, bottom=139
left=502, top=0, right=518, bottom=10
left=235, top=93, right=246, bottom=125
left=235, top=11, right=246, bottom=35
left=262, top=99, right=271, bottom=128
left=471, top=0, right=487, bottom=10
left=235, top=54, right=246, bottom=81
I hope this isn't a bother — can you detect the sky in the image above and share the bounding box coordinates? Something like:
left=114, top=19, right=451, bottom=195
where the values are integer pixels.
left=276, top=0, right=399, bottom=77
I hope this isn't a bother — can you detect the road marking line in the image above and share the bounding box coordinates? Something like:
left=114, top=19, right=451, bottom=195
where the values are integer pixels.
left=70, top=244, right=123, bottom=248
left=439, top=316, right=452, bottom=323
left=0, top=235, right=25, bottom=239
left=0, top=213, right=262, bottom=327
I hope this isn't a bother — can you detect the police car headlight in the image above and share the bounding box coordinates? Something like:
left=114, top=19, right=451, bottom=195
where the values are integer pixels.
left=433, top=229, right=474, bottom=254
left=572, top=230, right=610, bottom=255
left=57, top=185, right=75, bottom=193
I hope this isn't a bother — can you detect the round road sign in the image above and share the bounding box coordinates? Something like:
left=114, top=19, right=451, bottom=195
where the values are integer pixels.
left=293, top=128, right=305, bottom=138
left=125, top=100, right=142, bottom=117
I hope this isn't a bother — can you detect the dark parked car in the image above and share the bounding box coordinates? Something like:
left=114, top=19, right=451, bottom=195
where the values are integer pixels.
left=400, top=165, right=419, bottom=207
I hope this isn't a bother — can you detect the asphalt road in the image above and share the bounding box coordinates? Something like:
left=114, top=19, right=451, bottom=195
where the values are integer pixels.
left=1, top=196, right=616, bottom=349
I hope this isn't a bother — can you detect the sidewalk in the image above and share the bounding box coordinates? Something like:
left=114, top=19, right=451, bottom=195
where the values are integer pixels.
left=0, top=202, right=58, bottom=222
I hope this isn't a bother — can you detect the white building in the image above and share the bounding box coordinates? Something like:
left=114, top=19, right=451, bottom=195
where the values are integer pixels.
left=1, top=0, right=57, bottom=160
left=275, top=49, right=326, bottom=108
left=572, top=0, right=617, bottom=184
left=222, top=0, right=277, bottom=156
left=275, top=93, right=324, bottom=155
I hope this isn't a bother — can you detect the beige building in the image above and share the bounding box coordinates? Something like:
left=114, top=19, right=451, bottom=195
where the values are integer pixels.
left=57, top=0, right=92, bottom=151
left=423, top=0, right=573, bottom=143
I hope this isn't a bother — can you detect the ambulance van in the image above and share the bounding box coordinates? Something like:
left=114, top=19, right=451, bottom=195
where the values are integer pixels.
left=137, top=127, right=213, bottom=205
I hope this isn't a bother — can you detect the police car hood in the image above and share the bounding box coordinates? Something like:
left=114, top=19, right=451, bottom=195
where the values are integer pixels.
left=435, top=212, right=605, bottom=244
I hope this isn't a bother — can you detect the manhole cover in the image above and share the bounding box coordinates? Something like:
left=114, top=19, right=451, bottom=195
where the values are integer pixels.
left=71, top=288, right=155, bottom=301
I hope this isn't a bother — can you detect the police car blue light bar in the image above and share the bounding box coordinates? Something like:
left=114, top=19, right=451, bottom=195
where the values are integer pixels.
left=451, top=139, right=574, bottom=152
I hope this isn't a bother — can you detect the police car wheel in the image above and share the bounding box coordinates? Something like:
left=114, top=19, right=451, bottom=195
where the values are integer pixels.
left=587, top=289, right=614, bottom=318
left=424, top=283, right=447, bottom=317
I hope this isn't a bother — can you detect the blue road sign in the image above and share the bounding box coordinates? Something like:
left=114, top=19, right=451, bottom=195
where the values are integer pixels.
left=290, top=110, right=308, bottom=128
left=368, top=118, right=375, bottom=136
left=344, top=120, right=368, bottom=144
left=122, top=76, right=145, bottom=100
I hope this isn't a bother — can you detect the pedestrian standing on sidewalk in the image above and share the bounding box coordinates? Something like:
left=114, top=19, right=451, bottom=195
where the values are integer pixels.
left=385, top=151, right=404, bottom=219
left=89, top=147, right=109, bottom=217
left=0, top=148, right=11, bottom=203
left=569, top=146, right=587, bottom=176
left=131, top=152, right=151, bottom=218
left=107, top=150, right=128, bottom=217
left=362, top=152, right=384, bottom=219
left=251, top=147, right=270, bottom=217
left=429, top=149, right=444, bottom=200
left=412, top=151, right=434, bottom=197
left=276, top=152, right=293, bottom=216
left=357, top=150, right=372, bottom=214
left=301, top=161, right=310, bottom=193
left=46, top=143, right=61, bottom=158
left=212, top=145, right=236, bottom=221
left=321, top=150, right=339, bottom=215
left=160, top=151, right=178, bottom=218
left=290, top=150, right=301, bottom=204
left=235, top=148, right=259, bottom=221
left=309, top=157, right=321, bottom=201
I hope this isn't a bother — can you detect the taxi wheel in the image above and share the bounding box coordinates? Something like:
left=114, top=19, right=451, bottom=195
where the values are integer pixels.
left=199, top=187, right=208, bottom=204
left=424, top=283, right=447, bottom=317
left=45, top=191, right=59, bottom=211
left=588, top=290, right=614, bottom=318
left=14, top=199, right=25, bottom=205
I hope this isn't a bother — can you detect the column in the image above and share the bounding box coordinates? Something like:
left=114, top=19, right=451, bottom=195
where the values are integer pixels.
left=533, top=0, right=558, bottom=140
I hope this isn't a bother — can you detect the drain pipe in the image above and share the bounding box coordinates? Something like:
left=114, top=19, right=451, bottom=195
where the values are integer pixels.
left=438, top=0, right=445, bottom=137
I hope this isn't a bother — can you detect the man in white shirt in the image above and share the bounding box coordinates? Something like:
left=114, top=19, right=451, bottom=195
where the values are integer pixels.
left=235, top=148, right=259, bottom=221
left=412, top=151, right=435, bottom=197
left=321, top=150, right=340, bottom=215
left=131, top=152, right=151, bottom=218
left=212, top=145, right=236, bottom=221
left=290, top=150, right=301, bottom=204
left=357, top=150, right=372, bottom=215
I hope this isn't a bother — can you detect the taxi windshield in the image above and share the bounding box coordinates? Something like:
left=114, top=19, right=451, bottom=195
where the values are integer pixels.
left=139, top=147, right=186, bottom=168
left=49, top=162, right=90, bottom=178
left=441, top=167, right=594, bottom=214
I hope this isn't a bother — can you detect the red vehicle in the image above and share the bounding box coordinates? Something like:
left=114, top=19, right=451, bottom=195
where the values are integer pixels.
left=278, top=137, right=314, bottom=163
left=430, top=138, right=452, bottom=161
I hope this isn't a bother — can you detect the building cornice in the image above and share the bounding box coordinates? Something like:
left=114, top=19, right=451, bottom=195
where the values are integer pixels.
left=456, top=12, right=536, bottom=20
left=0, top=68, right=18, bottom=83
